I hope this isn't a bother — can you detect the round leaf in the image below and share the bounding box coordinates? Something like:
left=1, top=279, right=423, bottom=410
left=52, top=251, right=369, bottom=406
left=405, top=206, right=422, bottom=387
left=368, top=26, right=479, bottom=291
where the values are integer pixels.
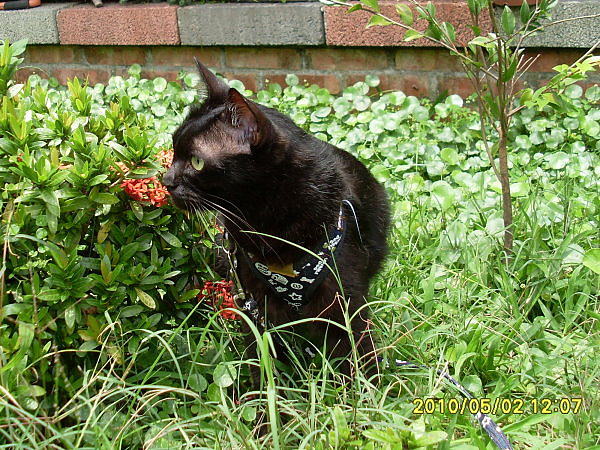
left=153, top=77, right=167, bottom=93
left=151, top=104, right=167, bottom=117
left=213, top=363, right=236, bottom=388
left=285, top=74, right=299, bottom=86
left=365, top=74, right=380, bottom=87
left=564, top=84, right=583, bottom=99
left=430, top=181, right=456, bottom=211
left=188, top=373, right=208, bottom=392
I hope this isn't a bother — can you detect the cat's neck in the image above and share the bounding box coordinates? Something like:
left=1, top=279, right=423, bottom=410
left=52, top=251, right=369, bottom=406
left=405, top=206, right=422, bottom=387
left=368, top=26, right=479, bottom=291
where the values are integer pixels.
left=224, top=160, right=344, bottom=263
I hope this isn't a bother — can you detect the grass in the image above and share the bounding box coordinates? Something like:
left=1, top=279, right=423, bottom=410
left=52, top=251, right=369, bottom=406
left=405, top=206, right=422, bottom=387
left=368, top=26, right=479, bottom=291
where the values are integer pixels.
left=3, top=195, right=598, bottom=449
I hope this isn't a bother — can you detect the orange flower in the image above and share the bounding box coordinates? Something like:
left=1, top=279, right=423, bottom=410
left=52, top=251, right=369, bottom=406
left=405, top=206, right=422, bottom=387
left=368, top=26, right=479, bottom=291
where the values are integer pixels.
left=197, top=280, right=239, bottom=320
left=113, top=161, right=130, bottom=175
left=117, top=148, right=174, bottom=207
left=121, top=176, right=169, bottom=207
left=156, top=148, right=174, bottom=169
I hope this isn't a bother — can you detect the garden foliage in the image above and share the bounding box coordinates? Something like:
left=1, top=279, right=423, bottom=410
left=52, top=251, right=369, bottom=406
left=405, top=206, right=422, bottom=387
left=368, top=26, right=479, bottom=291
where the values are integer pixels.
left=1, top=41, right=214, bottom=413
left=1, top=39, right=600, bottom=447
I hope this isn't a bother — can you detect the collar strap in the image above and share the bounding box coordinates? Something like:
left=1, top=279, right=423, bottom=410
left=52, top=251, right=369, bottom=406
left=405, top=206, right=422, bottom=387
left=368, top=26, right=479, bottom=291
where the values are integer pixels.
left=242, top=202, right=348, bottom=310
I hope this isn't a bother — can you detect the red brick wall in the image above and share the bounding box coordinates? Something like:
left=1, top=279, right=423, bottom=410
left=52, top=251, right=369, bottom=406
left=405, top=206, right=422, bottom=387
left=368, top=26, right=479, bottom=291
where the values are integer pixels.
left=19, top=45, right=600, bottom=98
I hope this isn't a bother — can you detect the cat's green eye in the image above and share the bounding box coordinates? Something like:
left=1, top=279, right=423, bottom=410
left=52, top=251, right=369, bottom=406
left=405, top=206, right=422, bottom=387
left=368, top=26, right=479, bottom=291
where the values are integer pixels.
left=191, top=156, right=205, bottom=171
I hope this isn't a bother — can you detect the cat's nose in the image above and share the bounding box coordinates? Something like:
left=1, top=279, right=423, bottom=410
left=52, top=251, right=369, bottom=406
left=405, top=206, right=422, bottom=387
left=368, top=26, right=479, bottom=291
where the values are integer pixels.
left=162, top=168, right=177, bottom=191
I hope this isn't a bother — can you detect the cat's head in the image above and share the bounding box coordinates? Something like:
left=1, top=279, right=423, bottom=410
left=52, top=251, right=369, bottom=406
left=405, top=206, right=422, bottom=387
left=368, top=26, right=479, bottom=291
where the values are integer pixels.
left=163, top=58, right=277, bottom=212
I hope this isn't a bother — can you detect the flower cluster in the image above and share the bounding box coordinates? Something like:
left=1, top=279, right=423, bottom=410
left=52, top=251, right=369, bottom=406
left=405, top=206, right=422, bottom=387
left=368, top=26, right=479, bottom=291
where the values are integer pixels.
left=121, top=176, right=169, bottom=207
left=118, top=148, right=174, bottom=207
left=197, top=280, right=239, bottom=320
left=156, top=148, right=174, bottom=168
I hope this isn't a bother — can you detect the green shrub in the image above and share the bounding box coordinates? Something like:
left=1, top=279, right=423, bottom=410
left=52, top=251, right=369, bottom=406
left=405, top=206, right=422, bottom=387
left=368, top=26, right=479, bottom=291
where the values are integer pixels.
left=0, top=55, right=215, bottom=413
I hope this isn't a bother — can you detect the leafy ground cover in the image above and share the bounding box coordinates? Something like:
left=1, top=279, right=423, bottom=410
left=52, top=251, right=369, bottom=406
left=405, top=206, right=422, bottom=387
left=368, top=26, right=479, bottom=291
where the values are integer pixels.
left=1, top=40, right=599, bottom=448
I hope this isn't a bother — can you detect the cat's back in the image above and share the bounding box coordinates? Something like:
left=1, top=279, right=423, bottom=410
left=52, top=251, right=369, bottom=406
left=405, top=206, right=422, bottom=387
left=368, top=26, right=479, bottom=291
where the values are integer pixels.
left=258, top=101, right=390, bottom=259
left=308, top=132, right=391, bottom=276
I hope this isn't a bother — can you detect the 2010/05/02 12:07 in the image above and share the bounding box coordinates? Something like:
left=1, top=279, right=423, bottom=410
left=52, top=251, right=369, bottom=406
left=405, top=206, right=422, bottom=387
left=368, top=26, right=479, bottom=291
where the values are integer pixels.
left=412, top=397, right=583, bottom=415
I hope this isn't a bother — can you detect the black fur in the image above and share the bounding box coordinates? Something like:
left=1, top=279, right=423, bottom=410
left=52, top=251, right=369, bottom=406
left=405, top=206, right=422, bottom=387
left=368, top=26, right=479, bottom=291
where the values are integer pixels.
left=163, top=60, right=390, bottom=382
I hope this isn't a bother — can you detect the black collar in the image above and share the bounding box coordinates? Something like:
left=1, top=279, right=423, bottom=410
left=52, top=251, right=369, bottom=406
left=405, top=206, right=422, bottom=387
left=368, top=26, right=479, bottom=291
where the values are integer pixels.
left=241, top=202, right=348, bottom=310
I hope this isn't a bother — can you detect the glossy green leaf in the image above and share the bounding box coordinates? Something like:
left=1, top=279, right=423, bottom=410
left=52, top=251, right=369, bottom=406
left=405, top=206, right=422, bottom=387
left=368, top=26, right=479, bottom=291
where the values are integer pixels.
left=412, top=431, right=449, bottom=446
left=213, top=363, right=236, bottom=388
left=366, top=15, right=392, bottom=28
left=160, top=231, right=182, bottom=248
left=501, top=55, right=518, bottom=82
left=430, top=181, right=456, bottom=211
left=153, top=77, right=167, bottom=93
left=90, top=191, right=120, bottom=205
left=188, top=373, right=208, bottom=392
left=361, top=0, right=380, bottom=13
left=441, top=22, right=456, bottom=42
left=395, top=3, right=413, bottom=25
left=404, top=29, right=424, bottom=41
left=501, top=6, right=516, bottom=35
left=0, top=322, right=34, bottom=374
left=64, top=306, right=76, bottom=329
left=520, top=0, right=531, bottom=24
left=10, top=39, right=28, bottom=57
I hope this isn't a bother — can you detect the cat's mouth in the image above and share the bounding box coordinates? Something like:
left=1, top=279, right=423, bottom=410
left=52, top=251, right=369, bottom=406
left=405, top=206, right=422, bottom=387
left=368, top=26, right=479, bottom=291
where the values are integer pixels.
left=166, top=186, right=205, bottom=212
left=169, top=194, right=190, bottom=211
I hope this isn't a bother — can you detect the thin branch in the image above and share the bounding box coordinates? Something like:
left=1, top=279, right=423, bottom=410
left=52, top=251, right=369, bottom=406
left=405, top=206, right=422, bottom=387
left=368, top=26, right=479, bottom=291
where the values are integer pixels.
left=520, top=12, right=600, bottom=42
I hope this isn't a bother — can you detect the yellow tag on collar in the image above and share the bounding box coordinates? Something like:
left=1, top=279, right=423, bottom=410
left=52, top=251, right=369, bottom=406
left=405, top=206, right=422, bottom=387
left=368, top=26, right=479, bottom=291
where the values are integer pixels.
left=267, top=262, right=299, bottom=277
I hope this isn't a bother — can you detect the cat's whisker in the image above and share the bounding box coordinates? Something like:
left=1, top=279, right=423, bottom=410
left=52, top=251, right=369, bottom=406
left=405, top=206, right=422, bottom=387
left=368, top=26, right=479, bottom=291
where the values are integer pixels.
left=203, top=192, right=250, bottom=225
left=190, top=202, right=248, bottom=255
left=201, top=197, right=279, bottom=257
left=202, top=196, right=250, bottom=230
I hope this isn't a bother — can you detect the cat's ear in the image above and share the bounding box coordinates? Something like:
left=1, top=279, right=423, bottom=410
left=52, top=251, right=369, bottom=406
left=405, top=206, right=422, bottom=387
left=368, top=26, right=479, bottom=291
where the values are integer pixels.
left=227, top=88, right=273, bottom=150
left=194, top=57, right=229, bottom=105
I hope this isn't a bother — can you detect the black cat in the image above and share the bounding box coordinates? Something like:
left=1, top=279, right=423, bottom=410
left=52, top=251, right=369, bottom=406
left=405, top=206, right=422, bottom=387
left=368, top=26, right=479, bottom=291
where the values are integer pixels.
left=163, top=59, right=390, bottom=383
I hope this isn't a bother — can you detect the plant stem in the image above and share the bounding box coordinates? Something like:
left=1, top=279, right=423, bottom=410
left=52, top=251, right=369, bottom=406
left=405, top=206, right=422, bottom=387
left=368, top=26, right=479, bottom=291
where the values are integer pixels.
left=497, top=124, right=514, bottom=257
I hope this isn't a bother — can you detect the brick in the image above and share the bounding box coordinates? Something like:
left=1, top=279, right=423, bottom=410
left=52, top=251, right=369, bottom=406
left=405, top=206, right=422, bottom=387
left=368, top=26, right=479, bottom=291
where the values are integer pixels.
left=579, top=81, right=600, bottom=93
left=521, top=72, right=558, bottom=89
left=222, top=73, right=259, bottom=93
left=151, top=47, right=222, bottom=68
left=16, top=67, right=49, bottom=84
left=324, top=1, right=491, bottom=47
left=178, top=3, right=325, bottom=46
left=307, top=48, right=389, bottom=71
left=437, top=76, right=475, bottom=98
left=52, top=68, right=111, bottom=86
left=298, top=74, right=342, bottom=93
left=224, top=48, right=302, bottom=70
left=113, top=68, right=133, bottom=79
left=0, top=3, right=72, bottom=45
left=25, top=45, right=78, bottom=65
left=344, top=73, right=379, bottom=90
left=388, top=74, right=430, bottom=97
left=84, top=47, right=146, bottom=66
left=395, top=48, right=463, bottom=72
left=523, top=49, right=589, bottom=73
left=58, top=4, right=179, bottom=46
